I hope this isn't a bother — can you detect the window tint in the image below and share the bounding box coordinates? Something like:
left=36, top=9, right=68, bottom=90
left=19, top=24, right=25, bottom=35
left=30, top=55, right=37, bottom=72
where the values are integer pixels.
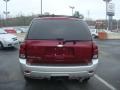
left=27, top=19, right=91, bottom=40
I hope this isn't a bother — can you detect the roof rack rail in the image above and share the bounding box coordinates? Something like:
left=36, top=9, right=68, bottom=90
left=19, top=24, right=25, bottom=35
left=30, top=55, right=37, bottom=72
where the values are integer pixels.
left=38, top=14, right=81, bottom=19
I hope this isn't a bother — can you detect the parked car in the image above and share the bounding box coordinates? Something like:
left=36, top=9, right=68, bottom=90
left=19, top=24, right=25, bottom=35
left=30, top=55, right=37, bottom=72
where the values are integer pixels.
left=14, top=27, right=23, bottom=33
left=4, top=28, right=17, bottom=34
left=19, top=15, right=98, bottom=82
left=0, top=28, right=19, bottom=49
left=15, top=27, right=28, bottom=33
left=20, top=27, right=28, bottom=33
left=90, top=29, right=98, bottom=38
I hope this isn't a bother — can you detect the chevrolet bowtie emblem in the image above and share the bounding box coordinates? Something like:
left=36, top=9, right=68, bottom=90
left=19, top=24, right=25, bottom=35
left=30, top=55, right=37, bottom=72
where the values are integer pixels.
left=57, top=44, right=63, bottom=47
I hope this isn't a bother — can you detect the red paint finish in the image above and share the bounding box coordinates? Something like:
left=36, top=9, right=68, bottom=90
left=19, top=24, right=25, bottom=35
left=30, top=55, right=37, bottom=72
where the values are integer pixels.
left=19, top=40, right=97, bottom=64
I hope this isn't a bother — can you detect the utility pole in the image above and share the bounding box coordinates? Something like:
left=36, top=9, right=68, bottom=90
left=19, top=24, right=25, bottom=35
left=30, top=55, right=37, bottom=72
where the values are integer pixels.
left=87, top=10, right=90, bottom=19
left=3, top=0, right=10, bottom=19
left=41, top=0, right=42, bottom=15
left=117, top=20, right=119, bottom=31
left=69, top=6, right=75, bottom=16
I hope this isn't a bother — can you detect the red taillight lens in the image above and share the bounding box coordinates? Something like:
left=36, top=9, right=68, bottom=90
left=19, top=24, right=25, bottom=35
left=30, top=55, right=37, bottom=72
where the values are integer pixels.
left=92, top=42, right=98, bottom=59
left=19, top=42, right=26, bottom=59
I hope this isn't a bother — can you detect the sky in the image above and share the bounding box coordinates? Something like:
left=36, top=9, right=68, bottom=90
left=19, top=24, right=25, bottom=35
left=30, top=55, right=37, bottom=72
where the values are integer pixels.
left=0, top=0, right=120, bottom=20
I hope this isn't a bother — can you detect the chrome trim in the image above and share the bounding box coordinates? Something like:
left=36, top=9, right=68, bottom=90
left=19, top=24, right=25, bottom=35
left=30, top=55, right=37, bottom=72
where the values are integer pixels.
left=19, top=58, right=99, bottom=78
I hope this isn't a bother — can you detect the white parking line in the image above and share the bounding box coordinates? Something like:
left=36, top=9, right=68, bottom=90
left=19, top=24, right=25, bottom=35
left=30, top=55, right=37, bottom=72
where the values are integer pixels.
left=95, top=74, right=117, bottom=90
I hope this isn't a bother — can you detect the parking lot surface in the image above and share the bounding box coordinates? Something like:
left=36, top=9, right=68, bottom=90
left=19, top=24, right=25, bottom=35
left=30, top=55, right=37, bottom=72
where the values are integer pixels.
left=0, top=40, right=120, bottom=90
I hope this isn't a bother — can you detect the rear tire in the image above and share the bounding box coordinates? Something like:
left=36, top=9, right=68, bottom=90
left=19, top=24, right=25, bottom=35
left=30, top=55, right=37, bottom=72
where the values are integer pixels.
left=0, top=42, right=3, bottom=50
left=24, top=76, right=33, bottom=82
left=79, top=77, right=90, bottom=83
left=83, top=77, right=90, bottom=82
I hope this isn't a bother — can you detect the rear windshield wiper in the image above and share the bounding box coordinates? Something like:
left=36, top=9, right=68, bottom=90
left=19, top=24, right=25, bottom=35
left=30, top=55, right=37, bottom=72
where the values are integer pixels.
left=56, top=38, right=64, bottom=44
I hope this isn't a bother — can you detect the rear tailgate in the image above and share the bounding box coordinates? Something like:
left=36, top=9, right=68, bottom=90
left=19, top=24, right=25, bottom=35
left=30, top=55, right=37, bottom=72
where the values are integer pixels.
left=26, top=40, right=93, bottom=65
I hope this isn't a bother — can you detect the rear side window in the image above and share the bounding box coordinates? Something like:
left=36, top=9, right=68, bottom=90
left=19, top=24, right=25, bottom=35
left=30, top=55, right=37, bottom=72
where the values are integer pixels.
left=27, top=19, right=91, bottom=40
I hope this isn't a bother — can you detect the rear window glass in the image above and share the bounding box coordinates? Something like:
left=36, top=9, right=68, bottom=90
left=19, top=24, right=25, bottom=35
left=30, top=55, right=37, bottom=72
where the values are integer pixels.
left=27, top=19, right=91, bottom=40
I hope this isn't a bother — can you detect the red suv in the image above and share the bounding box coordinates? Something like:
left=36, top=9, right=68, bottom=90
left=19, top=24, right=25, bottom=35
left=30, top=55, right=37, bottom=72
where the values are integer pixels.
left=19, top=15, right=98, bottom=82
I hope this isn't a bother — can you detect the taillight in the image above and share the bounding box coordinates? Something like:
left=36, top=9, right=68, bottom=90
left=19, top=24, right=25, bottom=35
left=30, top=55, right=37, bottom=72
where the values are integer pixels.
left=92, top=42, right=98, bottom=59
left=19, top=42, right=26, bottom=59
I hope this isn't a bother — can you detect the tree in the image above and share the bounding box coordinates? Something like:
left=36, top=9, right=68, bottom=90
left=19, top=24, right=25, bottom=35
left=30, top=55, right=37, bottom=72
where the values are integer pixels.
left=73, top=11, right=84, bottom=19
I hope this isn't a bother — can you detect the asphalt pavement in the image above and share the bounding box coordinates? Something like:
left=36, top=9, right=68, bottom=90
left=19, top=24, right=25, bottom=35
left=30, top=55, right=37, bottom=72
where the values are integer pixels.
left=0, top=40, right=120, bottom=90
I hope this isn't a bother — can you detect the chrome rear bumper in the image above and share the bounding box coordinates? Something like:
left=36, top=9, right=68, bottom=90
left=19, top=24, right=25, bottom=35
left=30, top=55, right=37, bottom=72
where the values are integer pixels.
left=19, top=59, right=98, bottom=79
